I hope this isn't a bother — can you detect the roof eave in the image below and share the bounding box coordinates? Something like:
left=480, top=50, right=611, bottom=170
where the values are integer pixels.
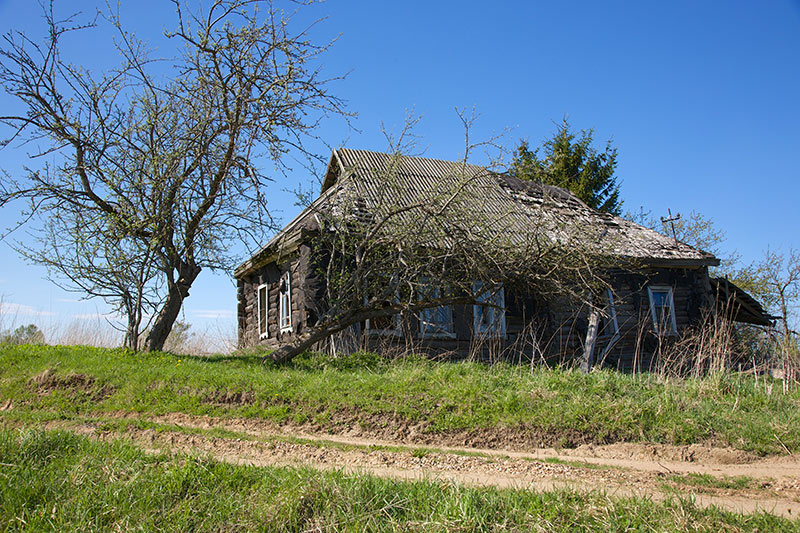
left=320, top=149, right=344, bottom=193
left=632, top=256, right=720, bottom=268
left=234, top=231, right=304, bottom=278
left=234, top=152, right=345, bottom=278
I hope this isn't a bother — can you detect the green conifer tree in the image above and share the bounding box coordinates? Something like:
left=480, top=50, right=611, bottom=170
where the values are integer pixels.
left=512, top=118, right=622, bottom=215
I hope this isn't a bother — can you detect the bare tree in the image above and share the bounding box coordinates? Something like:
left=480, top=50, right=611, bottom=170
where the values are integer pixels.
left=756, top=248, right=800, bottom=341
left=265, top=113, right=612, bottom=363
left=0, top=0, right=347, bottom=350
left=626, top=208, right=741, bottom=275
left=22, top=210, right=163, bottom=350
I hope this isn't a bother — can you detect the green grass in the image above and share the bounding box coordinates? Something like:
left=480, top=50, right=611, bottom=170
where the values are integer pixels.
left=0, top=409, right=501, bottom=464
left=1, top=344, right=799, bottom=455
left=0, top=427, right=795, bottom=532
left=541, top=456, right=619, bottom=471
left=669, top=473, right=756, bottom=491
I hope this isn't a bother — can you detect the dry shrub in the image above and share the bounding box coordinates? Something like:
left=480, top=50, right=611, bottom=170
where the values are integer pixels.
left=49, top=319, right=122, bottom=348
left=645, top=310, right=799, bottom=389
left=651, top=311, right=737, bottom=379
left=159, top=320, right=238, bottom=356
left=769, top=335, right=800, bottom=386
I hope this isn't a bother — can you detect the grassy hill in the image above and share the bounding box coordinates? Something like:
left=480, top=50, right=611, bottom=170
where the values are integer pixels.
left=1, top=344, right=798, bottom=455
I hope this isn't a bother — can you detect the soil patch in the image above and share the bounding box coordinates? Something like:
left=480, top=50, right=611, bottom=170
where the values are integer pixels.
left=570, top=442, right=756, bottom=465
left=201, top=389, right=258, bottom=406
left=28, top=369, right=115, bottom=401
left=244, top=404, right=610, bottom=451
left=39, top=418, right=800, bottom=519
left=287, top=407, right=756, bottom=458
left=146, top=412, right=800, bottom=476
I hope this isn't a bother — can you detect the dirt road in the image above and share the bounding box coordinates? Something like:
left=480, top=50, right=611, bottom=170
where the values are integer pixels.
left=40, top=412, right=800, bottom=519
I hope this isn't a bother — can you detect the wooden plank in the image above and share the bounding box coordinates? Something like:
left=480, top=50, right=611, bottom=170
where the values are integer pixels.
left=581, top=310, right=600, bottom=373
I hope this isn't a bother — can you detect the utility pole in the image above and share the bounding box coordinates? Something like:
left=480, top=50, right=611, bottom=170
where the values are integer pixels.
left=661, top=209, right=681, bottom=242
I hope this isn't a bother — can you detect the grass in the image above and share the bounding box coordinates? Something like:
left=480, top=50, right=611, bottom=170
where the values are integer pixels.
left=0, top=427, right=796, bottom=532
left=540, top=456, right=618, bottom=471
left=669, top=473, right=756, bottom=491
left=0, top=409, right=499, bottom=463
left=1, top=344, right=800, bottom=455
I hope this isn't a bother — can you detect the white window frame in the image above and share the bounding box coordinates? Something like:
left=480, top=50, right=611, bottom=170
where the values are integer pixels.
left=279, top=271, right=293, bottom=333
left=647, top=285, right=677, bottom=336
left=257, top=283, right=269, bottom=339
left=418, top=281, right=455, bottom=339
left=472, top=281, right=506, bottom=338
left=598, top=288, right=619, bottom=338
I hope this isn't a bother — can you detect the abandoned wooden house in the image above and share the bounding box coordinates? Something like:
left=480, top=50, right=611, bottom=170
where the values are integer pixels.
left=234, top=149, right=772, bottom=369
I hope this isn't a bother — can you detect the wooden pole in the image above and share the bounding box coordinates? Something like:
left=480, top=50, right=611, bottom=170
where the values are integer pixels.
left=581, top=310, right=600, bottom=373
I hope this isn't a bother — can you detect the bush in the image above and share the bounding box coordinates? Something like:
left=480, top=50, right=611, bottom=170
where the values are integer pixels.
left=0, top=324, right=45, bottom=345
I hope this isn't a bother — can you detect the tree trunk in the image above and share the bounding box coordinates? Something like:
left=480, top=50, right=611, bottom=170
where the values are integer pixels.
left=124, top=317, right=138, bottom=351
left=122, top=297, right=140, bottom=351
left=145, top=261, right=201, bottom=351
left=780, top=290, right=790, bottom=339
left=266, top=310, right=384, bottom=364
left=265, top=296, right=476, bottom=364
left=267, top=329, right=334, bottom=364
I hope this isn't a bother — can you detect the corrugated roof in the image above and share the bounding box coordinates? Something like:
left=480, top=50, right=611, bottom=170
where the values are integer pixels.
left=710, top=277, right=775, bottom=326
left=235, top=148, right=718, bottom=277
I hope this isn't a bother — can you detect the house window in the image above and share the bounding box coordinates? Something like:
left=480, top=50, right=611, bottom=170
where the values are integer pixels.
left=279, top=271, right=292, bottom=333
left=257, top=283, right=269, bottom=339
left=647, top=286, right=677, bottom=335
left=597, top=288, right=619, bottom=338
left=472, top=281, right=506, bottom=337
left=365, top=276, right=402, bottom=335
left=418, top=282, right=455, bottom=338
left=366, top=303, right=400, bottom=335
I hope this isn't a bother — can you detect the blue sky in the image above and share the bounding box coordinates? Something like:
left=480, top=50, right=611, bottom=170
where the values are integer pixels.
left=0, top=0, right=798, bottom=345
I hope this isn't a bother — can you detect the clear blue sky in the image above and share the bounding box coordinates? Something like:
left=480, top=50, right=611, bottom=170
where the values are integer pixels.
left=1, top=0, right=798, bottom=345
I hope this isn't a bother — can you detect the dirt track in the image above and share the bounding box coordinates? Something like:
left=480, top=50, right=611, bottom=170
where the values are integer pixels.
left=40, top=412, right=800, bottom=519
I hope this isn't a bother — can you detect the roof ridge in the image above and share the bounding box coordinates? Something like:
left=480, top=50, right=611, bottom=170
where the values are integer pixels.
left=336, top=147, right=486, bottom=169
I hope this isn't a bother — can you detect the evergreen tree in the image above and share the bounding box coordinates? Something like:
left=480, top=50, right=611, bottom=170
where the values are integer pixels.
left=511, top=119, right=622, bottom=215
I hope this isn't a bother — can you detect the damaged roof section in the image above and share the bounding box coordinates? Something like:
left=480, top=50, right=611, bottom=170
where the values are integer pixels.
left=710, top=277, right=776, bottom=327
left=236, top=148, right=719, bottom=277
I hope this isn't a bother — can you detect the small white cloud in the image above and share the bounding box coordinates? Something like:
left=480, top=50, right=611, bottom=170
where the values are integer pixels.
left=192, top=309, right=235, bottom=320
left=57, top=298, right=83, bottom=303
left=0, top=302, right=55, bottom=317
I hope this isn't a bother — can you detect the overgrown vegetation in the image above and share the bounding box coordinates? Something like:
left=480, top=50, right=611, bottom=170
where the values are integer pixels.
left=0, top=324, right=44, bottom=345
left=2, top=345, right=799, bottom=455
left=0, top=428, right=795, bottom=531
left=625, top=208, right=800, bottom=369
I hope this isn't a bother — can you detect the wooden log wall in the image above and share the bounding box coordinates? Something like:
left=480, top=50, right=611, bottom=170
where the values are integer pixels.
left=237, top=244, right=315, bottom=349
left=238, top=252, right=714, bottom=369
